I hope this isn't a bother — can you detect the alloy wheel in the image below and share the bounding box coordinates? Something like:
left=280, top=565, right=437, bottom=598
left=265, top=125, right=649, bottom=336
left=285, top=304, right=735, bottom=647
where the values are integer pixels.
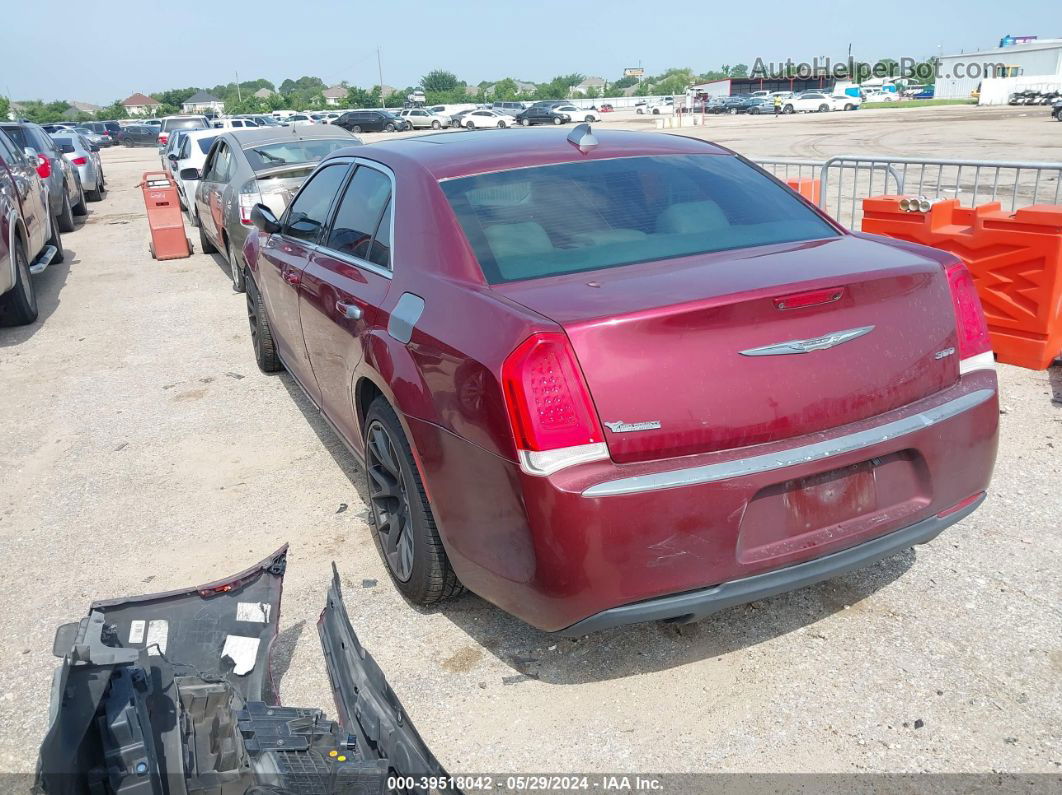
left=246, top=290, right=259, bottom=356
left=366, top=421, right=415, bottom=582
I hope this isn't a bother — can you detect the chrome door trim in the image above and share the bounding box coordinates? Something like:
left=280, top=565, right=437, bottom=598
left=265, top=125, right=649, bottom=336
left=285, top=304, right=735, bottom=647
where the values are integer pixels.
left=581, top=388, right=996, bottom=498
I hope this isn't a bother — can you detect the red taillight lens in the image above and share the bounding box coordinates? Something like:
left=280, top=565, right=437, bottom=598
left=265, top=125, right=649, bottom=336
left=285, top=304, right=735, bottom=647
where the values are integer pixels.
left=158, top=133, right=168, bottom=145
left=71, top=156, right=87, bottom=166
left=36, top=154, right=51, bottom=179
left=502, top=333, right=602, bottom=452
left=945, top=261, right=991, bottom=359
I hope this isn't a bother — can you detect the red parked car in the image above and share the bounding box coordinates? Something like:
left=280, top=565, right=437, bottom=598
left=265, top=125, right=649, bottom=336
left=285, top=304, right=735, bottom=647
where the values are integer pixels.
left=242, top=128, right=998, bottom=634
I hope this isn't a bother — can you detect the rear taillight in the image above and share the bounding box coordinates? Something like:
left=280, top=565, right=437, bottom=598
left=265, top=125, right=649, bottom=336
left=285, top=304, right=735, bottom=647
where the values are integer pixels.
left=71, top=156, right=87, bottom=166
left=36, top=154, right=51, bottom=179
left=158, top=133, right=168, bottom=145
left=502, top=332, right=608, bottom=475
left=944, top=261, right=994, bottom=373
left=239, top=185, right=261, bottom=225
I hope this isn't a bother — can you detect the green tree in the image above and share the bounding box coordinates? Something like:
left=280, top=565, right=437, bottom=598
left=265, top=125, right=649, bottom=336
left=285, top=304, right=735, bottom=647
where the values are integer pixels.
left=97, top=101, right=128, bottom=120
left=611, top=75, right=638, bottom=91
left=0, top=95, right=9, bottom=120
left=584, top=85, right=600, bottom=99
left=346, top=86, right=381, bottom=108
left=492, top=78, right=519, bottom=100
left=730, top=63, right=749, bottom=77
left=154, top=88, right=198, bottom=108
left=421, top=69, right=460, bottom=93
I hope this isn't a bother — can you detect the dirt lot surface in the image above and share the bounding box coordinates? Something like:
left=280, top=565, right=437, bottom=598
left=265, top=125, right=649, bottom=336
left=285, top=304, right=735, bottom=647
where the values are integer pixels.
left=1, top=105, right=1060, bottom=777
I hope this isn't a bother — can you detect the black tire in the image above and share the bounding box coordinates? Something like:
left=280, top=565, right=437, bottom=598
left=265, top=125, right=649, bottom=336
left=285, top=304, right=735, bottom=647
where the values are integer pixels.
left=431, top=120, right=441, bottom=129
left=465, top=121, right=475, bottom=130
left=844, top=103, right=855, bottom=111
left=497, top=121, right=506, bottom=128
left=352, top=125, right=362, bottom=133
left=364, top=397, right=463, bottom=604
left=384, top=124, right=395, bottom=132
left=729, top=107, right=738, bottom=115
left=198, top=222, right=217, bottom=255
left=56, top=193, right=74, bottom=233
left=45, top=214, right=64, bottom=264
left=228, top=241, right=246, bottom=293
left=520, top=118, right=530, bottom=126
left=818, top=104, right=830, bottom=113
left=0, top=239, right=38, bottom=326
left=245, top=276, right=281, bottom=372
left=72, top=182, right=88, bottom=215
left=552, top=116, right=563, bottom=125
left=783, top=104, right=795, bottom=114
left=584, top=115, right=594, bottom=122
left=652, top=108, right=660, bottom=115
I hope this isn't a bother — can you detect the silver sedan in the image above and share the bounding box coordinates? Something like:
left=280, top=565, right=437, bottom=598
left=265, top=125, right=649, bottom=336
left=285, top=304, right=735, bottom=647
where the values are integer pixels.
left=49, top=132, right=105, bottom=200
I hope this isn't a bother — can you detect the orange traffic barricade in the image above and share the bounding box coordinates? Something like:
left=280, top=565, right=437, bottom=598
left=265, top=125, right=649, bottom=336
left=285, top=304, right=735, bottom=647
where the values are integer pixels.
left=140, top=171, right=190, bottom=260
left=785, top=177, right=821, bottom=205
left=862, top=196, right=1062, bottom=370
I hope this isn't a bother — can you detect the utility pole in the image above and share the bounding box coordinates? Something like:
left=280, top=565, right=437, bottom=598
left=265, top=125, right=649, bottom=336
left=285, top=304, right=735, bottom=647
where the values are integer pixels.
left=236, top=70, right=242, bottom=102
left=377, top=46, right=384, bottom=97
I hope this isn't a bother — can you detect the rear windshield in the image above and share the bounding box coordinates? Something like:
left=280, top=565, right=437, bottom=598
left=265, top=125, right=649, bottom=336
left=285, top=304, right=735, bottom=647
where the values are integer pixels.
left=440, top=155, right=838, bottom=284
left=163, top=118, right=207, bottom=131
left=242, top=138, right=354, bottom=171
left=53, top=138, right=76, bottom=153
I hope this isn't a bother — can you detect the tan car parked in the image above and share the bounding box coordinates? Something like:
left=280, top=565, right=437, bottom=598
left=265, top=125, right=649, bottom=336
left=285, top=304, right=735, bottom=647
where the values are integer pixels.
left=396, top=108, right=451, bottom=129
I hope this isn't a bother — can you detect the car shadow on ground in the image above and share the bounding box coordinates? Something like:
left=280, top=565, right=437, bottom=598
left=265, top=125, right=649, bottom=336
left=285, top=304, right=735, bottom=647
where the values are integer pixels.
left=0, top=246, right=74, bottom=346
left=271, top=365, right=918, bottom=684
left=423, top=549, right=915, bottom=684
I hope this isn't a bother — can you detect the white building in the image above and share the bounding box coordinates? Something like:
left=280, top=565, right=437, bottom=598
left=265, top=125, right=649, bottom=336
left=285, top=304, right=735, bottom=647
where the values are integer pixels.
left=322, top=86, right=348, bottom=106
left=936, top=38, right=1062, bottom=101
left=120, top=92, right=161, bottom=116
left=182, top=91, right=224, bottom=114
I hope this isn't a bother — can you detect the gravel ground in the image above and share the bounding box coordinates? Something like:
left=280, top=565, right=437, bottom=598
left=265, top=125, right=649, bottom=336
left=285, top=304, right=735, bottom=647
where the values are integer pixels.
left=0, top=106, right=1060, bottom=778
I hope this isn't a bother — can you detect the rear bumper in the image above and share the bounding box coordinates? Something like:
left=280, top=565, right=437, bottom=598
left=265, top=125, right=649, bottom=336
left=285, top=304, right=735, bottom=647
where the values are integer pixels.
left=557, top=493, right=983, bottom=636
left=411, top=370, right=998, bottom=632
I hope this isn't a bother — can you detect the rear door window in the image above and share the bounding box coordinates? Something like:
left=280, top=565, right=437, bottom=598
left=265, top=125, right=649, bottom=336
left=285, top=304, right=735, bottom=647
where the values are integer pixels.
left=324, top=165, right=392, bottom=267
left=440, top=154, right=839, bottom=284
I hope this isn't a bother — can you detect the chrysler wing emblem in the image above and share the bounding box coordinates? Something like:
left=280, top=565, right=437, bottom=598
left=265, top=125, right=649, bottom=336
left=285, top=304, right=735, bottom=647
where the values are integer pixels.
left=739, top=325, right=875, bottom=356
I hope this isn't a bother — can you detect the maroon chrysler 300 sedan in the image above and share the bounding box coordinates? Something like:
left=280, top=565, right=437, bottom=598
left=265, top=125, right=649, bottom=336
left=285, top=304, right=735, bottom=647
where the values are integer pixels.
left=242, top=127, right=998, bottom=634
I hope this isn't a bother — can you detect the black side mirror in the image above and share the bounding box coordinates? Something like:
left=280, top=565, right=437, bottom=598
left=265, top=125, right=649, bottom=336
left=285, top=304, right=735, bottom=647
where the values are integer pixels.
left=179, top=167, right=200, bottom=180
left=167, top=153, right=178, bottom=162
left=250, top=203, right=281, bottom=234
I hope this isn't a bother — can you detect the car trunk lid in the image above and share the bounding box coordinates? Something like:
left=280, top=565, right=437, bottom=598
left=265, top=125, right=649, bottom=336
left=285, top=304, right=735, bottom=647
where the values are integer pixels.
left=495, top=235, right=959, bottom=464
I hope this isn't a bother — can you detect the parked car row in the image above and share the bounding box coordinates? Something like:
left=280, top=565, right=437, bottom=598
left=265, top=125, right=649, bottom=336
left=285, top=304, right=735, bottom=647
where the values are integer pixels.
left=0, top=120, right=112, bottom=326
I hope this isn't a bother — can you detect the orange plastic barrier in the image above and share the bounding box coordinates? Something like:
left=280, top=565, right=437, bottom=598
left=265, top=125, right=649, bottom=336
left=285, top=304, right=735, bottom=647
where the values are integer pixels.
left=785, top=177, right=821, bottom=205
left=862, top=196, right=1062, bottom=370
left=140, top=171, right=190, bottom=260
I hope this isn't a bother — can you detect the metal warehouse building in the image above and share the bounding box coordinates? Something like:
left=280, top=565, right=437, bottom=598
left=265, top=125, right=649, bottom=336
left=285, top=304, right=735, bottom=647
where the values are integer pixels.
left=936, top=38, right=1062, bottom=100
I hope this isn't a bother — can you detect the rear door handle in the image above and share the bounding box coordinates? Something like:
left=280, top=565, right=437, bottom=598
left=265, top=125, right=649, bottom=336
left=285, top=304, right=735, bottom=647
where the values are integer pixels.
left=283, top=270, right=301, bottom=286
left=336, top=300, right=363, bottom=320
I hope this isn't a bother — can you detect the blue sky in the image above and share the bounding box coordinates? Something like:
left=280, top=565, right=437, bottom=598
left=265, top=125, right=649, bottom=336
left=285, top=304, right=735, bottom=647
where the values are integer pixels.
left=7, top=0, right=1060, bottom=104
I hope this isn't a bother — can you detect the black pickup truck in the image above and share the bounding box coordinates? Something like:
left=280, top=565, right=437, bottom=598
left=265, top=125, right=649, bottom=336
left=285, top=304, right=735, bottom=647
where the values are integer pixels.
left=0, top=127, right=63, bottom=326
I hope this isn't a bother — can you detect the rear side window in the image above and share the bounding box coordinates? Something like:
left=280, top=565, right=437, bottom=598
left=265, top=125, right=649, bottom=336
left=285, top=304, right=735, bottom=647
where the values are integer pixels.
left=196, top=136, right=219, bottom=154
left=324, top=165, right=392, bottom=268
left=440, top=155, right=839, bottom=284
left=1, top=126, right=30, bottom=150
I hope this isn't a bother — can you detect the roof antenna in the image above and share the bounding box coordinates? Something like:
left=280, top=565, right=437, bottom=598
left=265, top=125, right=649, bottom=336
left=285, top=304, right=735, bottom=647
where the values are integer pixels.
left=566, top=123, right=598, bottom=152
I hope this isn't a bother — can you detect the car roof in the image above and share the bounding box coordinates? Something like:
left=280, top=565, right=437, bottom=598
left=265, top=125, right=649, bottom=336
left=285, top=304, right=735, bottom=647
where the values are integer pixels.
left=220, top=126, right=358, bottom=148
left=331, top=128, right=730, bottom=181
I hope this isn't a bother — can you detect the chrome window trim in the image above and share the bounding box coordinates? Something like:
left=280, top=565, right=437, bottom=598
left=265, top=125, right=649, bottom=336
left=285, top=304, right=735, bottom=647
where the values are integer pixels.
left=581, top=388, right=996, bottom=498
left=312, top=156, right=396, bottom=279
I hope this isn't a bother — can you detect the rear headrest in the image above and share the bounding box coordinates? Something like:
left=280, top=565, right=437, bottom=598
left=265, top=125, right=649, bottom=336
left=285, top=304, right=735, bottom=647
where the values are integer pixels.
left=656, top=200, right=729, bottom=234
left=484, top=221, right=554, bottom=259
